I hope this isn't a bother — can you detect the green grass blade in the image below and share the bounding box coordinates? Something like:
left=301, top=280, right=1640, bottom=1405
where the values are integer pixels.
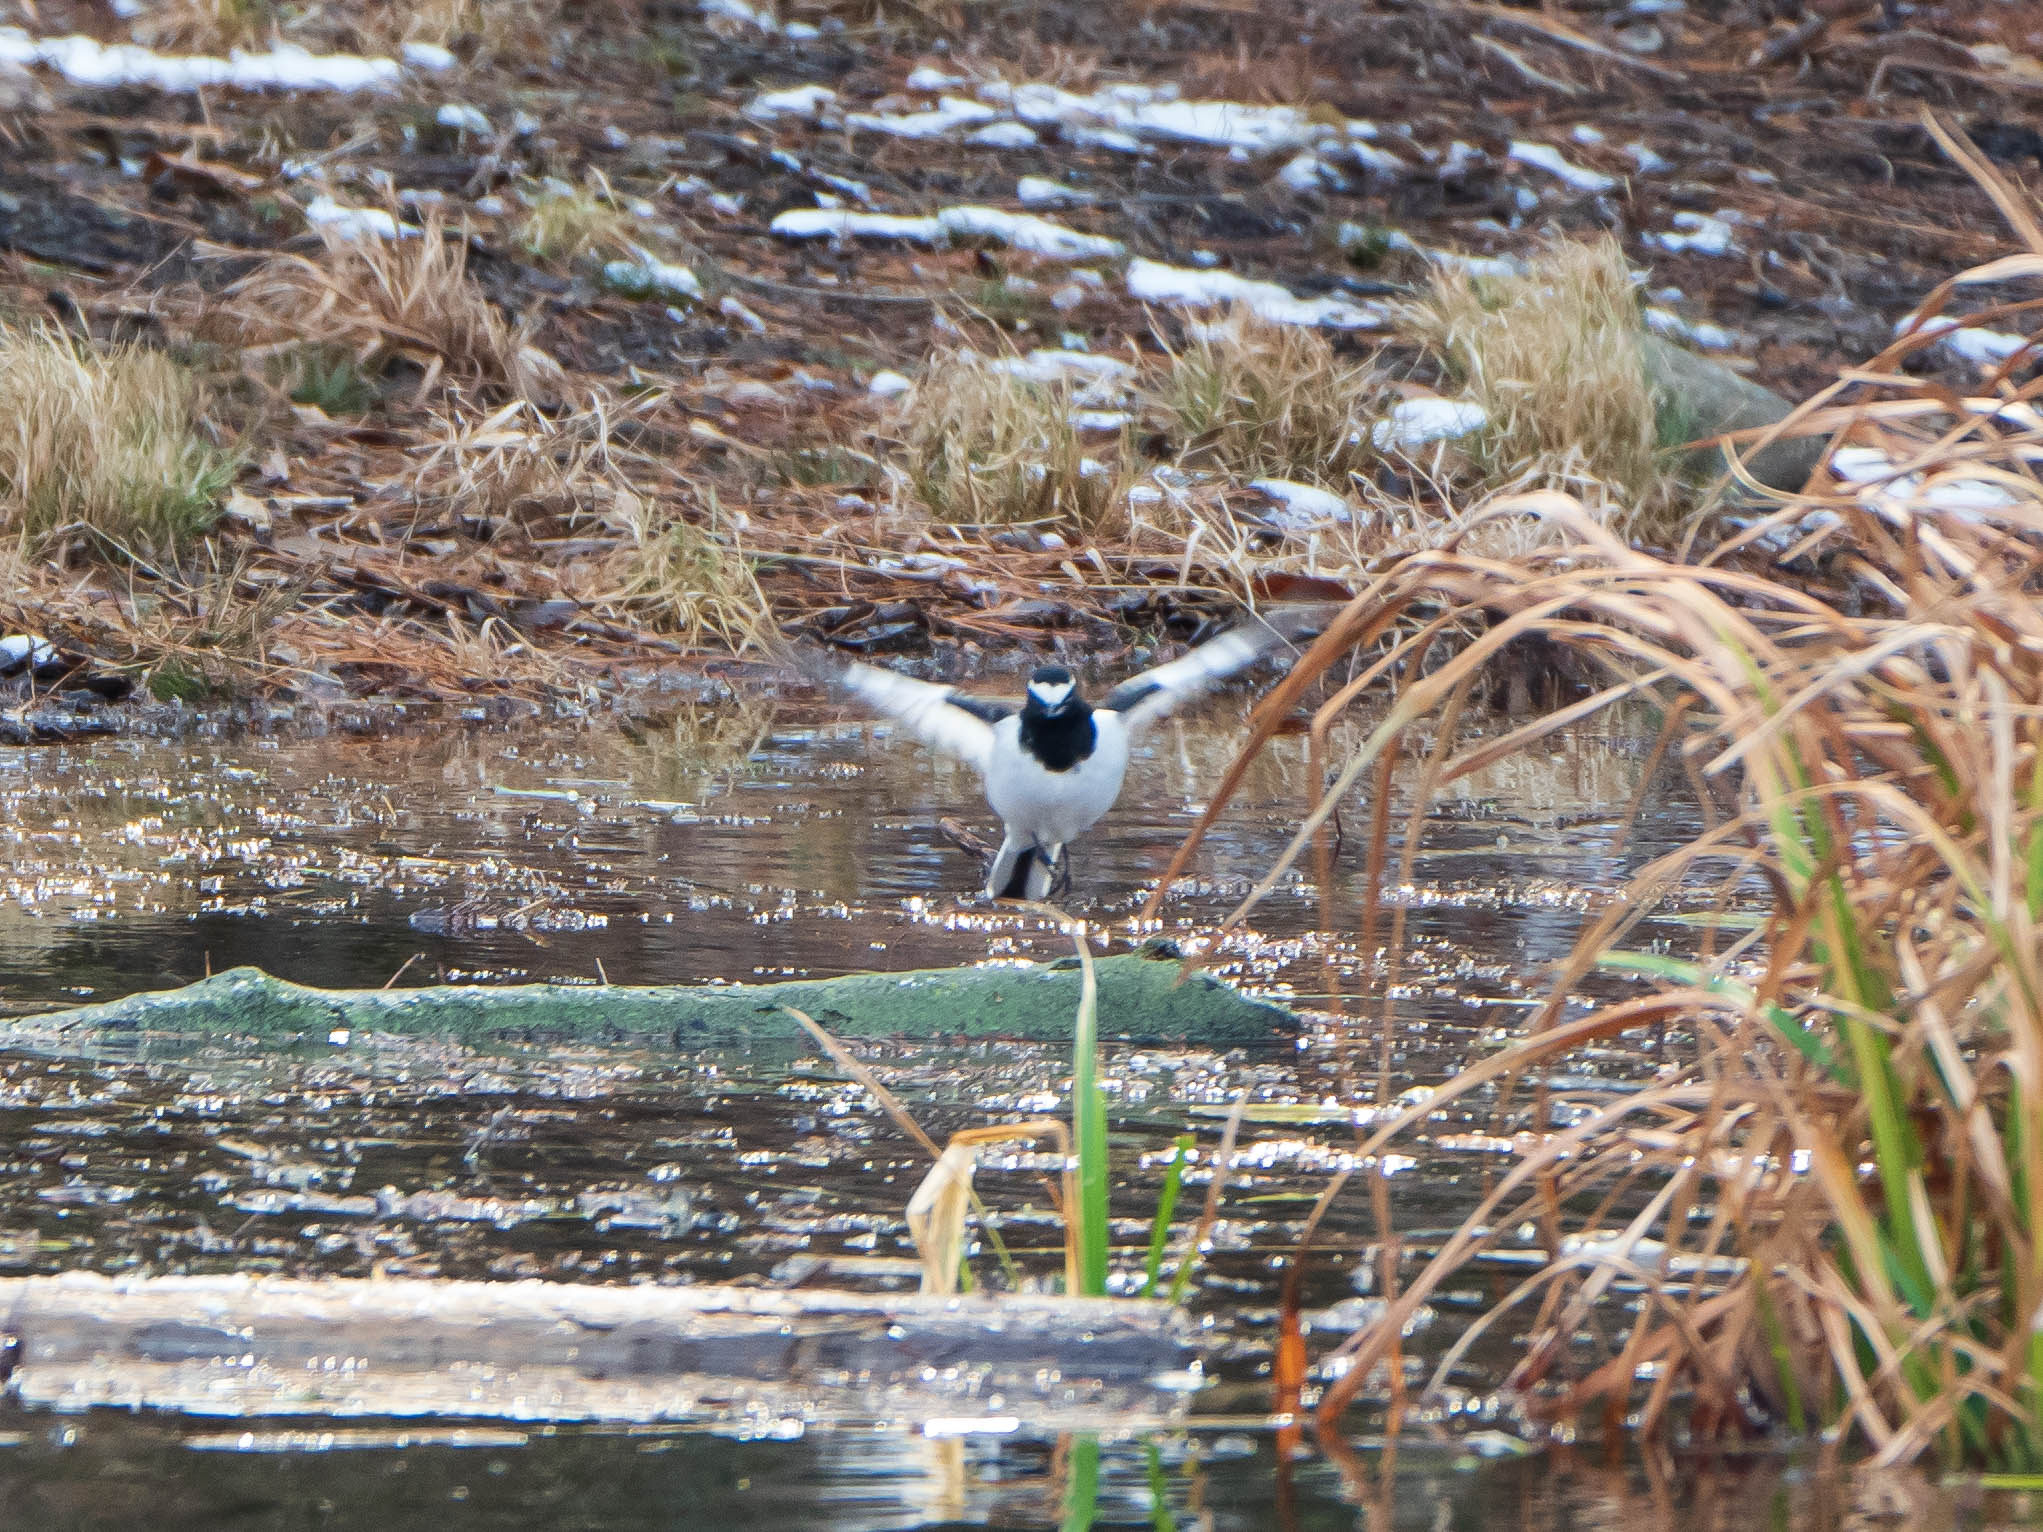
left=1140, top=1134, right=1195, bottom=1300
left=1144, top=1441, right=1180, bottom=1532
left=1595, top=951, right=1844, bottom=1080
left=1072, top=934, right=1110, bottom=1297
left=1061, top=1434, right=1102, bottom=1532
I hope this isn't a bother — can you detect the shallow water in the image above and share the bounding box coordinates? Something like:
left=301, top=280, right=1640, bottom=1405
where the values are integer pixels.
left=0, top=698, right=1876, bottom=1528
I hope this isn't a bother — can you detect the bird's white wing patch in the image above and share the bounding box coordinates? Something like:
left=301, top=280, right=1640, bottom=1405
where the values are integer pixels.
left=839, top=662, right=998, bottom=775
left=1101, top=621, right=1285, bottom=735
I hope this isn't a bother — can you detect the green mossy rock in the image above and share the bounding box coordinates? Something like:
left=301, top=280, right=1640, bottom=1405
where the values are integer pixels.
left=25, top=951, right=1294, bottom=1049
left=1640, top=334, right=1826, bottom=493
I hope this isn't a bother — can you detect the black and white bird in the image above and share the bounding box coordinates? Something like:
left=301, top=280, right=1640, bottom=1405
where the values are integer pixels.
left=822, top=622, right=1286, bottom=900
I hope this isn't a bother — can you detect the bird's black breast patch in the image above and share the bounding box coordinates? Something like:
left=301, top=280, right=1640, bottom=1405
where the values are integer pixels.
left=1019, top=710, right=1096, bottom=772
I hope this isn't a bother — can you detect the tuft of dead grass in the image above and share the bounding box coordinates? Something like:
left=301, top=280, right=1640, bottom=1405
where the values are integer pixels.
left=225, top=219, right=561, bottom=404
left=1153, top=306, right=1379, bottom=486
left=905, top=352, right=1133, bottom=538
left=0, top=322, right=234, bottom=556
left=406, top=399, right=612, bottom=532
left=1404, top=235, right=1685, bottom=540
left=513, top=177, right=632, bottom=268
left=600, top=490, right=769, bottom=651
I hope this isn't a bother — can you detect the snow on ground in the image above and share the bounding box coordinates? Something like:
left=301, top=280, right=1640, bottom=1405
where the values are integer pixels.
left=1125, top=259, right=1385, bottom=329
left=0, top=29, right=407, bottom=91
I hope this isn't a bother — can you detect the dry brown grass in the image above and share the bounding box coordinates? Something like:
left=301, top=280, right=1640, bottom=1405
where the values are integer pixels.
left=1404, top=235, right=1685, bottom=540
left=1153, top=306, right=1379, bottom=486
left=406, top=400, right=612, bottom=531
left=905, top=352, right=1133, bottom=538
left=512, top=177, right=634, bottom=268
left=0, top=322, right=234, bottom=556
left=129, top=0, right=562, bottom=60
left=599, top=490, right=769, bottom=652
left=1154, top=133, right=2043, bottom=1469
left=225, top=219, right=561, bottom=405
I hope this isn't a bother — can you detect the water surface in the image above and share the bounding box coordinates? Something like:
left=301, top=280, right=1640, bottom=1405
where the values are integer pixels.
left=0, top=700, right=1859, bottom=1528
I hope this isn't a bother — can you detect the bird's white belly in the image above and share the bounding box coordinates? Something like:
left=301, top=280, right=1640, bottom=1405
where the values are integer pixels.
left=983, top=714, right=1130, bottom=847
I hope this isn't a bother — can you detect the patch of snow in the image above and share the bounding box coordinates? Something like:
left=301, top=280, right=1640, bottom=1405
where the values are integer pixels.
left=1380, top=229, right=1523, bottom=280
left=601, top=256, right=703, bottom=302
left=1644, top=307, right=1738, bottom=350
left=783, top=21, right=820, bottom=39
left=745, top=83, right=836, bottom=120
left=1646, top=212, right=1738, bottom=256
left=1508, top=140, right=1616, bottom=194
left=1126, top=258, right=1385, bottom=329
left=1017, top=176, right=1089, bottom=208
left=965, top=121, right=1037, bottom=149
left=1570, top=124, right=1606, bottom=145
left=1829, top=445, right=2025, bottom=525
left=1897, top=316, right=2030, bottom=369
left=1339, top=140, right=1408, bottom=177
left=817, top=172, right=872, bottom=205
left=1251, top=479, right=1353, bottom=530
left=701, top=0, right=777, bottom=30
left=989, top=349, right=1136, bottom=387
left=905, top=65, right=963, bottom=91
left=980, top=80, right=1327, bottom=157
left=934, top=206, right=1123, bottom=260
left=867, top=370, right=913, bottom=398
left=304, top=195, right=415, bottom=240
left=1370, top=398, right=1489, bottom=451
left=1277, top=153, right=1341, bottom=192
left=1439, top=141, right=1487, bottom=178
left=1115, top=98, right=1316, bottom=152
left=400, top=42, right=457, bottom=71
left=1625, top=142, right=1671, bottom=174
left=845, top=95, right=998, bottom=138
left=0, top=635, right=54, bottom=672
left=435, top=103, right=491, bottom=135
left=1063, top=124, right=1147, bottom=155
left=769, top=208, right=942, bottom=243
left=0, top=30, right=403, bottom=91
left=718, top=295, right=766, bottom=333
left=1069, top=410, right=1131, bottom=433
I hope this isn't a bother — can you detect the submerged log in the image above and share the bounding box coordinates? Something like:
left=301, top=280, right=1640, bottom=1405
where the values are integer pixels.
left=21, top=949, right=1293, bottom=1047
left=0, top=1274, right=1199, bottom=1429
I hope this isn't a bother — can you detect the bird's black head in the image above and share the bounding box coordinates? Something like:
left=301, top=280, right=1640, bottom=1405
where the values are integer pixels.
left=1022, top=664, right=1083, bottom=717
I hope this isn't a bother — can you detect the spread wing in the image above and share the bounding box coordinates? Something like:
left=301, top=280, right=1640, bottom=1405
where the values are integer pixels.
left=834, top=661, right=1012, bottom=775
left=1099, top=619, right=1285, bottom=736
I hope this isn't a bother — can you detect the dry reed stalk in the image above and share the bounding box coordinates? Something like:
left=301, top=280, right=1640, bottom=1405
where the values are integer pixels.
left=1151, top=144, right=2043, bottom=1461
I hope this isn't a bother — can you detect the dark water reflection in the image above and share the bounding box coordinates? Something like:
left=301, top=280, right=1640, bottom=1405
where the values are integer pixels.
left=0, top=1410, right=2022, bottom=1532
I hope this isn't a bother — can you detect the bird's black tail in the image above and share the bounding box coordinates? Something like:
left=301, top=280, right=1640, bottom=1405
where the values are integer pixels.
left=997, top=846, right=1038, bottom=900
